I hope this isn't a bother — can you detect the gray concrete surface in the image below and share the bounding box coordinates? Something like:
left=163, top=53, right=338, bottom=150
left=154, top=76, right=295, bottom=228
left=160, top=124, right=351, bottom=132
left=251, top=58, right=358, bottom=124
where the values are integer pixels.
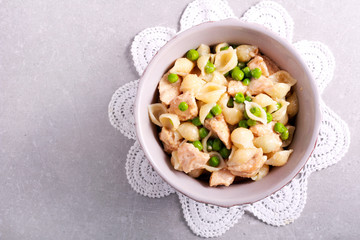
left=0, top=0, right=359, bottom=239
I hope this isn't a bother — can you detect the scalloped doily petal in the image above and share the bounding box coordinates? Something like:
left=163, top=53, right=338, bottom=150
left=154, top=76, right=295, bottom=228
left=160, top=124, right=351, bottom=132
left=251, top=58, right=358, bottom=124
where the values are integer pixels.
left=241, top=1, right=294, bottom=42
left=247, top=172, right=308, bottom=226
left=294, top=40, right=335, bottom=93
left=131, top=27, right=176, bottom=76
left=305, top=100, right=350, bottom=173
left=126, top=141, right=175, bottom=198
left=180, top=0, right=235, bottom=32
left=108, top=80, right=139, bottom=140
left=177, top=192, right=245, bottom=238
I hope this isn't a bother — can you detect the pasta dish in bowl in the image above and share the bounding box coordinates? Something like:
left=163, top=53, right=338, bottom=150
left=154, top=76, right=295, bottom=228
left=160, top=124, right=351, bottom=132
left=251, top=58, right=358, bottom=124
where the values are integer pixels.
left=135, top=19, right=320, bottom=206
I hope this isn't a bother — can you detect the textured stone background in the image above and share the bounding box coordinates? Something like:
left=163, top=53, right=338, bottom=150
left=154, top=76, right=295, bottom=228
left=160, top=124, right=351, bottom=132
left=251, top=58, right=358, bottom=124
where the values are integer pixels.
left=0, top=0, right=359, bottom=239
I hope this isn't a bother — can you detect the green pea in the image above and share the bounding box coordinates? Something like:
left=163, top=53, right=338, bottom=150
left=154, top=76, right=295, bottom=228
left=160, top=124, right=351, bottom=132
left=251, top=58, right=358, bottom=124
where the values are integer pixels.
left=234, top=92, right=245, bottom=103
left=199, top=127, right=209, bottom=139
left=244, top=110, right=249, bottom=119
left=238, top=120, right=249, bottom=128
left=245, top=96, right=252, bottom=102
left=238, top=62, right=246, bottom=69
left=247, top=119, right=257, bottom=127
left=207, top=139, right=214, bottom=151
left=192, top=117, right=202, bottom=127
left=186, top=49, right=199, bottom=61
left=219, top=147, right=231, bottom=159
left=211, top=104, right=222, bottom=116
left=250, top=107, right=261, bottom=117
left=220, top=46, right=229, bottom=51
left=281, top=129, right=289, bottom=140
left=274, top=122, right=287, bottom=133
left=224, top=71, right=230, bottom=77
left=205, top=61, right=216, bottom=74
left=263, top=106, right=268, bottom=112
left=227, top=97, right=234, bottom=108
left=206, top=112, right=213, bottom=119
left=267, top=113, right=273, bottom=123
left=242, top=67, right=251, bottom=78
left=242, top=78, right=250, bottom=86
left=276, top=102, right=282, bottom=110
left=208, top=156, right=220, bottom=167
left=251, top=68, right=262, bottom=79
left=193, top=140, right=203, bottom=151
left=167, top=73, right=179, bottom=83
left=212, top=139, right=222, bottom=151
left=231, top=66, right=244, bottom=81
left=178, top=102, right=188, bottom=111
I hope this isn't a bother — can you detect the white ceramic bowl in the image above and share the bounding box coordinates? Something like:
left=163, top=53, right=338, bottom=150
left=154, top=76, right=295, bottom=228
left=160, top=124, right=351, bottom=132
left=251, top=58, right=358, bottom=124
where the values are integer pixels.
left=134, top=19, right=320, bottom=207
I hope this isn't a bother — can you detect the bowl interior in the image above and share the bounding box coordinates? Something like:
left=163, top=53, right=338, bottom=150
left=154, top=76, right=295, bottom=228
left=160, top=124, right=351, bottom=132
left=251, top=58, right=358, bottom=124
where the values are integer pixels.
left=135, top=19, right=320, bottom=207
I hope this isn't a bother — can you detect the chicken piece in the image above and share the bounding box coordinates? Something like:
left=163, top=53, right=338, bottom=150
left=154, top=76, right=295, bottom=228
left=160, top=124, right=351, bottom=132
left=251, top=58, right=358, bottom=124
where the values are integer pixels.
left=159, top=127, right=183, bottom=153
left=227, top=80, right=247, bottom=97
left=247, top=56, right=270, bottom=77
left=204, top=114, right=232, bottom=149
left=248, top=76, right=274, bottom=95
left=209, top=169, right=235, bottom=187
left=177, top=142, right=210, bottom=173
left=228, top=148, right=266, bottom=178
left=249, top=122, right=275, bottom=137
left=169, top=92, right=198, bottom=121
left=158, top=72, right=181, bottom=105
left=261, top=55, right=280, bottom=75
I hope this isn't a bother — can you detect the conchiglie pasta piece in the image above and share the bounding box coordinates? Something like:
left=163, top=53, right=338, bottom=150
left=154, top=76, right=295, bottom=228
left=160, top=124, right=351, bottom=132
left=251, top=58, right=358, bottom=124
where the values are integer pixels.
left=264, top=83, right=291, bottom=99
left=252, top=93, right=277, bottom=107
left=180, top=74, right=206, bottom=95
left=197, top=44, right=210, bottom=57
left=215, top=42, right=229, bottom=53
left=282, top=126, right=295, bottom=147
left=218, top=93, right=242, bottom=125
left=199, top=102, right=217, bottom=124
left=271, top=99, right=290, bottom=121
left=159, top=113, right=180, bottom=130
left=214, top=48, right=238, bottom=74
left=203, top=151, right=226, bottom=172
left=286, top=91, right=299, bottom=118
left=148, top=103, right=167, bottom=126
left=236, top=45, right=259, bottom=62
left=171, top=151, right=183, bottom=171
left=197, top=54, right=211, bottom=76
left=251, top=164, right=269, bottom=181
left=244, top=101, right=267, bottom=124
left=188, top=168, right=204, bottom=178
left=177, top=122, right=200, bottom=141
left=253, top=134, right=282, bottom=153
left=170, top=58, right=195, bottom=76
left=266, top=149, right=293, bottom=166
left=196, top=82, right=226, bottom=103
left=231, top=128, right=254, bottom=149
left=211, top=71, right=228, bottom=86
left=269, top=70, right=297, bottom=86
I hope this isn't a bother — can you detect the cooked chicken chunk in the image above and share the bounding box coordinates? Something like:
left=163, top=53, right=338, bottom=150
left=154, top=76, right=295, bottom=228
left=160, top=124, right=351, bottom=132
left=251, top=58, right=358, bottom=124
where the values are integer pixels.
left=261, top=55, right=280, bottom=75
left=169, top=92, right=198, bottom=121
left=227, top=148, right=266, bottom=178
left=204, top=114, right=232, bottom=149
left=177, top=142, right=210, bottom=173
left=158, top=72, right=181, bottom=105
left=227, top=80, right=247, bottom=97
left=249, top=122, right=275, bottom=137
left=209, top=169, right=235, bottom=187
left=247, top=56, right=270, bottom=77
left=159, top=127, right=183, bottom=153
left=248, top=76, right=274, bottom=95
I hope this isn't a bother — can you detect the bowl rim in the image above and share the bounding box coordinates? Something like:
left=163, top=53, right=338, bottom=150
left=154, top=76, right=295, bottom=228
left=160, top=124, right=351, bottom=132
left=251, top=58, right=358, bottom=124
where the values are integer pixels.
left=134, top=18, right=321, bottom=207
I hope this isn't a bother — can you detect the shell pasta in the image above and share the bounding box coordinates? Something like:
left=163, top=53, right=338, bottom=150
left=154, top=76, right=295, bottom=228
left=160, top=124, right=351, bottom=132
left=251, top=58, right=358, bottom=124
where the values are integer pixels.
left=148, top=43, right=298, bottom=187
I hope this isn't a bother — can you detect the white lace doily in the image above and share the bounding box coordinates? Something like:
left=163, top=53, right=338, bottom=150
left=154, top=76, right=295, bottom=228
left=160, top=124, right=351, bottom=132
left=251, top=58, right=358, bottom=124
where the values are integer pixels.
left=108, top=0, right=350, bottom=238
